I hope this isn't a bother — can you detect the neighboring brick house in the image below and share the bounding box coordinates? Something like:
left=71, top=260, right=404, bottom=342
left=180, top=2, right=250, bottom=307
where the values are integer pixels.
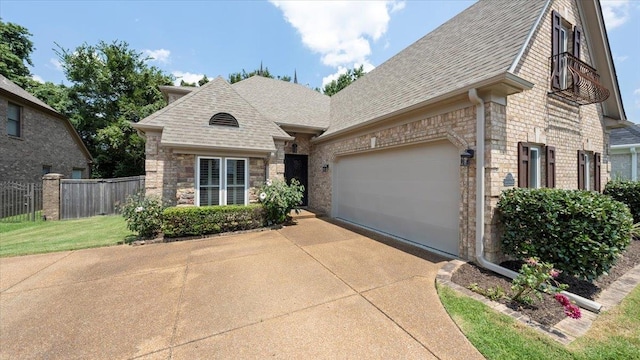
left=610, top=123, right=640, bottom=181
left=134, top=0, right=629, bottom=262
left=0, top=75, right=92, bottom=183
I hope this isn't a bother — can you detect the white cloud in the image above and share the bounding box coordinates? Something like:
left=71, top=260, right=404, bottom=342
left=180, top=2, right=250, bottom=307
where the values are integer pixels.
left=49, top=58, right=63, bottom=71
left=271, top=0, right=403, bottom=73
left=602, top=0, right=630, bottom=29
left=172, top=71, right=204, bottom=86
left=613, top=54, right=628, bottom=62
left=321, top=61, right=375, bottom=87
left=32, top=74, right=45, bottom=83
left=143, top=49, right=171, bottom=64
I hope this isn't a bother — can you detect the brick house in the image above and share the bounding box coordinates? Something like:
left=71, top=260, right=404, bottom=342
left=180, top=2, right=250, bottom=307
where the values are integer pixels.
left=134, top=0, right=629, bottom=262
left=610, top=123, right=640, bottom=181
left=0, top=75, right=92, bottom=183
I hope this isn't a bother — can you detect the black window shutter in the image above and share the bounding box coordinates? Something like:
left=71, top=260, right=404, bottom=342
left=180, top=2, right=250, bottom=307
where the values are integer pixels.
left=551, top=10, right=562, bottom=89
left=594, top=152, right=602, bottom=192
left=546, top=146, right=556, bottom=188
left=518, top=142, right=530, bottom=188
left=573, top=25, right=582, bottom=58
left=577, top=150, right=586, bottom=190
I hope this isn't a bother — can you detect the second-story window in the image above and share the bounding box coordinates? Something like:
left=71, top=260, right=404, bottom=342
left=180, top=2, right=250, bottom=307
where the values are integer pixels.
left=7, top=102, right=21, bottom=137
left=551, top=11, right=582, bottom=91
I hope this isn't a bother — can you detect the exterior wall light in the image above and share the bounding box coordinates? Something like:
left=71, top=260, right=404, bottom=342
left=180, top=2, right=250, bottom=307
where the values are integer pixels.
left=322, top=164, right=330, bottom=172
left=292, top=143, right=298, bottom=153
left=460, top=149, right=475, bottom=166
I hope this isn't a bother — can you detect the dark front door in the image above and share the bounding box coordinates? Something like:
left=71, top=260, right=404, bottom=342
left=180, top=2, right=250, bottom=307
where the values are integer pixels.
left=284, top=154, right=308, bottom=206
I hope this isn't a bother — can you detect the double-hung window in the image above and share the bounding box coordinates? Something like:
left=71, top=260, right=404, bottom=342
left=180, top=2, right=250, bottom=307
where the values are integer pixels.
left=197, top=157, right=247, bottom=206
left=578, top=151, right=602, bottom=191
left=7, top=102, right=21, bottom=137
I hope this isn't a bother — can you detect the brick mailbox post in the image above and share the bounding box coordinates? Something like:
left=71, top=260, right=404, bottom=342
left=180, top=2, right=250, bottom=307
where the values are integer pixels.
left=43, top=173, right=64, bottom=221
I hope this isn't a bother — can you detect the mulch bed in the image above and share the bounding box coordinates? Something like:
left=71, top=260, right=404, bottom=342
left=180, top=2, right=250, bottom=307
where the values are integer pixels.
left=451, top=238, right=640, bottom=326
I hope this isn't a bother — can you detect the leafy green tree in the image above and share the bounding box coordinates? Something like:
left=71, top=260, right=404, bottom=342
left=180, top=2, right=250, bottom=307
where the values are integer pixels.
left=0, top=19, right=35, bottom=88
left=55, top=40, right=173, bottom=177
left=197, top=75, right=209, bottom=86
left=28, top=81, right=72, bottom=114
left=228, top=65, right=292, bottom=84
left=322, top=65, right=366, bottom=96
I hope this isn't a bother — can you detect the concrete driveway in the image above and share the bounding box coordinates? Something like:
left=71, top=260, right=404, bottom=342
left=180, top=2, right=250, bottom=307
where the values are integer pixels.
left=0, top=217, right=484, bottom=360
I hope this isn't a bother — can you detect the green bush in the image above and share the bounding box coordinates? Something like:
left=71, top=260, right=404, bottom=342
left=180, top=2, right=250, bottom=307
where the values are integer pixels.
left=162, top=204, right=266, bottom=238
left=119, top=192, right=165, bottom=239
left=497, top=188, right=633, bottom=281
left=603, top=180, right=640, bottom=223
left=257, top=178, right=304, bottom=224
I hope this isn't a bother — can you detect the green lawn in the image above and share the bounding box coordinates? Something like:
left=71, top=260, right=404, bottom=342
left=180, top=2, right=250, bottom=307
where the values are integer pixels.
left=438, top=284, right=640, bottom=359
left=0, top=216, right=134, bottom=257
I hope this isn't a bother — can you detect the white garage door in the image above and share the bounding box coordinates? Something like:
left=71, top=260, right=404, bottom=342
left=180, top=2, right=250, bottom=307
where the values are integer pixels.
left=333, top=141, right=460, bottom=256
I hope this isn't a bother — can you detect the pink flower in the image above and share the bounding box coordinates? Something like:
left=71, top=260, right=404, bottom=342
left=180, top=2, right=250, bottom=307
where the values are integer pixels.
left=526, top=258, right=539, bottom=266
left=549, top=269, right=560, bottom=278
left=554, top=293, right=570, bottom=307
left=564, top=304, right=582, bottom=319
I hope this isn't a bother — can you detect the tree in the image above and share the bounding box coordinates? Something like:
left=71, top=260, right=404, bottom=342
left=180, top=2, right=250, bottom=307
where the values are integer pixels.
left=0, top=19, right=35, bottom=88
left=322, top=65, right=366, bottom=96
left=179, top=75, right=209, bottom=87
left=197, top=75, right=209, bottom=86
left=55, top=40, right=173, bottom=178
left=228, top=65, right=292, bottom=84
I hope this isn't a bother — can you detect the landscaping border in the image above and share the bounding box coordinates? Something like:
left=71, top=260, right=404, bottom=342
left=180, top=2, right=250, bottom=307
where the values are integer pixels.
left=436, top=259, right=640, bottom=345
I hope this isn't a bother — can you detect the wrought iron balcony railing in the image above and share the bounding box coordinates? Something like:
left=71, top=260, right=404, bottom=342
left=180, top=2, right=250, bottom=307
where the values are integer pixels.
left=549, top=52, right=609, bottom=105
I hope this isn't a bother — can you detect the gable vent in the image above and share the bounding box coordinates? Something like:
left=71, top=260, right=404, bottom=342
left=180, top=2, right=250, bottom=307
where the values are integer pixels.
left=209, top=112, right=239, bottom=127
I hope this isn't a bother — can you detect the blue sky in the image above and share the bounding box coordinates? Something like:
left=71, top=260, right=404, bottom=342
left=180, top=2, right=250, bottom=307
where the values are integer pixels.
left=2, top=0, right=639, bottom=123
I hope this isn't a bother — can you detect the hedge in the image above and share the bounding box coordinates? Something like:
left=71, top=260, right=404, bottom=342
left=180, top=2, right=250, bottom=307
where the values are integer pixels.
left=497, top=188, right=633, bottom=281
left=603, top=180, right=640, bottom=223
left=162, top=204, right=266, bottom=238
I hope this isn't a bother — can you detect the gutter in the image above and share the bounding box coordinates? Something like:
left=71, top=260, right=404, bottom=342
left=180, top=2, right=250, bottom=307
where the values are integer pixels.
left=468, top=88, right=602, bottom=313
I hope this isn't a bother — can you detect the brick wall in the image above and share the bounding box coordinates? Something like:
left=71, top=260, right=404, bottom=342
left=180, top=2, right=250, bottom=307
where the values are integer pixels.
left=143, top=132, right=271, bottom=205
left=0, top=97, right=90, bottom=183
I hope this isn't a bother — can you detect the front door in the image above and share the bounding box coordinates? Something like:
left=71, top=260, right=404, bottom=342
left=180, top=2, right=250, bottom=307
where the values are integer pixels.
left=284, top=154, right=308, bottom=206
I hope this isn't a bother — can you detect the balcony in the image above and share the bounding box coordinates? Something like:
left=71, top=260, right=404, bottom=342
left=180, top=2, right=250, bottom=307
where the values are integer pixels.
left=549, top=52, right=610, bottom=105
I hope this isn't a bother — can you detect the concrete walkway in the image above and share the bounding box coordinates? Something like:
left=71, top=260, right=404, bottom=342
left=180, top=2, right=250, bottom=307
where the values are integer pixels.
left=0, top=218, right=484, bottom=360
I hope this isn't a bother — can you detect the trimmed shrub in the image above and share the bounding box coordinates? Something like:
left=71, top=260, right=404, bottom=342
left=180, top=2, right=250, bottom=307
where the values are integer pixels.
left=162, top=204, right=266, bottom=238
left=119, top=192, right=165, bottom=239
left=603, top=180, right=640, bottom=223
left=257, top=178, right=304, bottom=224
left=497, top=188, right=633, bottom=281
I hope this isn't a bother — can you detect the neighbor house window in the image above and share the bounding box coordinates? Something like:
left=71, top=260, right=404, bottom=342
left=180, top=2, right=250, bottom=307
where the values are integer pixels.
left=42, top=165, right=51, bottom=175
left=196, top=157, right=247, bottom=206
left=72, top=168, right=84, bottom=179
left=7, top=102, right=21, bottom=137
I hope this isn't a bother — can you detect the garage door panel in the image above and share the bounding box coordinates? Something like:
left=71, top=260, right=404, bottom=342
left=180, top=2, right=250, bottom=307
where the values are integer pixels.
left=334, top=141, right=459, bottom=256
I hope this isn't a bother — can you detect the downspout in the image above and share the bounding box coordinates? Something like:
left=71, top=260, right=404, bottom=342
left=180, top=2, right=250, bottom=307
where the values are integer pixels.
left=631, top=147, right=638, bottom=181
left=468, top=89, right=602, bottom=313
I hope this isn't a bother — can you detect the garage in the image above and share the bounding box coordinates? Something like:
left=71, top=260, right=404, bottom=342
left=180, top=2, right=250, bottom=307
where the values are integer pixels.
left=333, top=140, right=460, bottom=256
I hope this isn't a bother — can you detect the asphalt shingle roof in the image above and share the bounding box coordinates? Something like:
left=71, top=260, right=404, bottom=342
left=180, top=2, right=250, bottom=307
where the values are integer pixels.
left=0, top=74, right=58, bottom=113
left=232, top=76, right=330, bottom=129
left=610, top=123, right=640, bottom=145
left=137, top=76, right=291, bottom=151
left=323, top=0, right=546, bottom=137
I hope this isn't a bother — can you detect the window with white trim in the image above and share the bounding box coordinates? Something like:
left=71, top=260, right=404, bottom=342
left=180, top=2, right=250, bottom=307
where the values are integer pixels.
left=529, top=147, right=541, bottom=188
left=196, top=157, right=247, bottom=206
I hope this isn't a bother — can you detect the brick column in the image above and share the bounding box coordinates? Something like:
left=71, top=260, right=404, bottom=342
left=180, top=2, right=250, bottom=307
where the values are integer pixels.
left=43, top=173, right=64, bottom=221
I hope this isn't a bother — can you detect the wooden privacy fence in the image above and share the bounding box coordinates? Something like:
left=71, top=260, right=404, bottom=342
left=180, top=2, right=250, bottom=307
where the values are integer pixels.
left=0, top=181, right=43, bottom=222
left=60, top=176, right=145, bottom=219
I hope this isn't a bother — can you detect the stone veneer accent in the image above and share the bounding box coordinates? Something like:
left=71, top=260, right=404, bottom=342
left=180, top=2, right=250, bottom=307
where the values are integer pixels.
left=0, top=97, right=91, bottom=183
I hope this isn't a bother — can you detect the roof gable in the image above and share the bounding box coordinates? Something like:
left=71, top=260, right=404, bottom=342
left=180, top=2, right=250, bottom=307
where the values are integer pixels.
left=232, top=76, right=330, bottom=130
left=136, top=76, right=292, bottom=152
